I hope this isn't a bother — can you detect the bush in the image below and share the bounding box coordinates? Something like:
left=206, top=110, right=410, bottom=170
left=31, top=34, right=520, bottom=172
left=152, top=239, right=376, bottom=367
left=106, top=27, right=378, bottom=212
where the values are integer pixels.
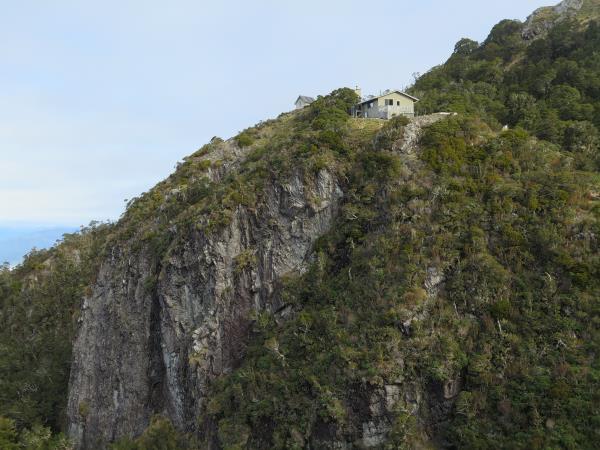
left=111, top=416, right=196, bottom=450
left=372, top=114, right=410, bottom=150
left=307, top=88, right=358, bottom=132
left=0, top=417, right=71, bottom=450
left=235, top=131, right=255, bottom=148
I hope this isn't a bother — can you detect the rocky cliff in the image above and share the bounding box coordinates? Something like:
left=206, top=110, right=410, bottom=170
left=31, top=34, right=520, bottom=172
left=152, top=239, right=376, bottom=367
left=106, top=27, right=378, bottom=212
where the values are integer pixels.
left=67, top=134, right=345, bottom=448
left=65, top=96, right=469, bottom=448
left=523, top=0, right=600, bottom=39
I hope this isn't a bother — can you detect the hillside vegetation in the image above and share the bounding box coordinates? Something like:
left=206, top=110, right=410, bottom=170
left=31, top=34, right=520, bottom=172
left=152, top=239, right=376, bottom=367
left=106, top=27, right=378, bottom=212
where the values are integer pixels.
left=1, top=3, right=600, bottom=449
left=198, top=103, right=600, bottom=447
left=411, top=6, right=600, bottom=173
left=0, top=224, right=110, bottom=448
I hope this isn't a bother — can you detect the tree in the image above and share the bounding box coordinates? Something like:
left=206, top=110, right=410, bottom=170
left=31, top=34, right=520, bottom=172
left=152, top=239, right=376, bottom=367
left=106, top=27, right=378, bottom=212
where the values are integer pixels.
left=506, top=92, right=538, bottom=128
left=454, top=38, right=479, bottom=56
left=0, top=418, right=19, bottom=450
left=548, top=84, right=582, bottom=120
left=564, top=121, right=599, bottom=154
left=110, top=416, right=195, bottom=450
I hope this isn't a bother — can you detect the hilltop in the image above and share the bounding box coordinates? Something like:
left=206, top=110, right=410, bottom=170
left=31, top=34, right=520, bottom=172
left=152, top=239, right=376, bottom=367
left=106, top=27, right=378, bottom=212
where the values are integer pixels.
left=523, top=0, right=600, bottom=38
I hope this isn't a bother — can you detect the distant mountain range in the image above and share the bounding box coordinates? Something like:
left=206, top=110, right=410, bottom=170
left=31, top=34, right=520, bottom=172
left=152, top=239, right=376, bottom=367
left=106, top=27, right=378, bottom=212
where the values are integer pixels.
left=0, top=226, right=77, bottom=265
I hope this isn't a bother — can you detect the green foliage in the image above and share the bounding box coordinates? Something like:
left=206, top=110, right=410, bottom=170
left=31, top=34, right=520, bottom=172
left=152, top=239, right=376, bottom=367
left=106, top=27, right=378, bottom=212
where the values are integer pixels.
left=203, top=103, right=414, bottom=449
left=110, top=416, right=197, bottom=450
left=203, top=113, right=600, bottom=448
left=235, top=129, right=257, bottom=148
left=372, top=115, right=410, bottom=151
left=234, top=249, right=256, bottom=274
left=418, top=117, right=600, bottom=449
left=453, top=38, right=479, bottom=56
left=481, top=20, right=526, bottom=61
left=0, top=417, right=19, bottom=450
left=0, top=416, right=71, bottom=450
left=0, top=223, right=110, bottom=433
left=411, top=18, right=600, bottom=171
left=305, top=87, right=358, bottom=132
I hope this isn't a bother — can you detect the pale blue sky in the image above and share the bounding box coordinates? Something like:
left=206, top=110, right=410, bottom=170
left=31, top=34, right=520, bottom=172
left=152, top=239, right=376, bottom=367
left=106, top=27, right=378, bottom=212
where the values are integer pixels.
left=1, top=0, right=551, bottom=262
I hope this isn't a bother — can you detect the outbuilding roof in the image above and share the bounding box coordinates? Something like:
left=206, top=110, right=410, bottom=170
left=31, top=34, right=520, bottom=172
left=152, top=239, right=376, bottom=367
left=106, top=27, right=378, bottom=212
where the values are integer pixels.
left=296, top=95, right=315, bottom=104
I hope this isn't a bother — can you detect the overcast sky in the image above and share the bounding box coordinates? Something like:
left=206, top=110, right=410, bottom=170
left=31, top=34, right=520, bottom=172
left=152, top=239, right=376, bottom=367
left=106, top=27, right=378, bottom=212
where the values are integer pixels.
left=1, top=0, right=552, bottom=262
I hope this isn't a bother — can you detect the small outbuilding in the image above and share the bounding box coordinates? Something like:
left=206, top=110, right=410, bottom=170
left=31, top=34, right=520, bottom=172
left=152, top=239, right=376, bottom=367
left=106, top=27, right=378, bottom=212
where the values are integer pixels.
left=352, top=90, right=419, bottom=119
left=295, top=95, right=315, bottom=109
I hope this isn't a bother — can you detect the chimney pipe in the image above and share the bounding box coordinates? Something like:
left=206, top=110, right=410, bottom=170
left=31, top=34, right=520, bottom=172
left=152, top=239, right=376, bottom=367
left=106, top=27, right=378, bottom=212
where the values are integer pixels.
left=354, top=85, right=362, bottom=100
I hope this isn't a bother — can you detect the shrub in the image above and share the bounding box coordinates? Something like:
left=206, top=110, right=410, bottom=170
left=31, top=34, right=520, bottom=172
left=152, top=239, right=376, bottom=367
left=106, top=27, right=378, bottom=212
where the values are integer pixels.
left=110, top=416, right=196, bottom=450
left=235, top=131, right=255, bottom=148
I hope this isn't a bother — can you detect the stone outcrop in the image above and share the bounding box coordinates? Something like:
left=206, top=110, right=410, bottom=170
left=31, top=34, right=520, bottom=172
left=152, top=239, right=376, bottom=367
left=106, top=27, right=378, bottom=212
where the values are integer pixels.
left=523, top=0, right=585, bottom=39
left=399, top=113, right=453, bottom=155
left=67, top=139, right=344, bottom=449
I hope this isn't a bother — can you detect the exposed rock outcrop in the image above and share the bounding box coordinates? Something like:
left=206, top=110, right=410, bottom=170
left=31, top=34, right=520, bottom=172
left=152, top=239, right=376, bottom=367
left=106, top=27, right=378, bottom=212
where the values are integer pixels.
left=67, top=141, right=344, bottom=449
left=523, top=0, right=585, bottom=39
left=399, top=113, right=453, bottom=155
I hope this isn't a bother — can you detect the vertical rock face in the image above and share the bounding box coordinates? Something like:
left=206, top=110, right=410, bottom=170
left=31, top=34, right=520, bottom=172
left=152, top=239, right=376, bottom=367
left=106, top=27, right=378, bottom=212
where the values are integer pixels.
left=523, top=0, right=585, bottom=39
left=67, top=150, right=343, bottom=448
